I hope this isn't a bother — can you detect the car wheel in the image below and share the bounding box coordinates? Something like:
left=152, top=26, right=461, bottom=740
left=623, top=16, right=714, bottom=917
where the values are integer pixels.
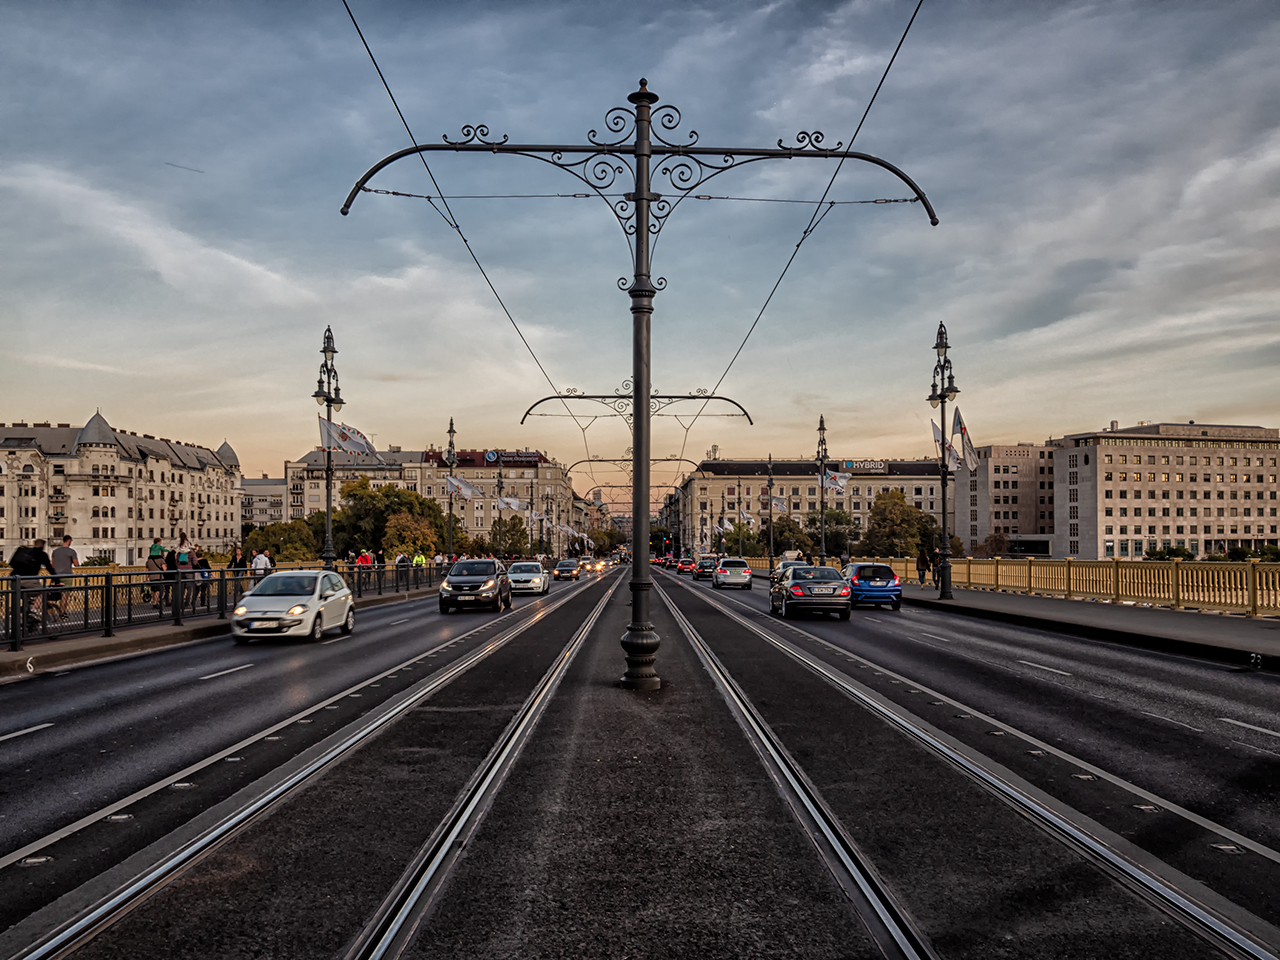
left=310, top=616, right=324, bottom=642
left=838, top=607, right=851, bottom=621
left=781, top=597, right=791, bottom=619
left=439, top=601, right=450, bottom=614
left=891, top=600, right=901, bottom=611
left=341, top=605, right=355, bottom=634
left=744, top=582, right=752, bottom=591
left=504, top=592, right=513, bottom=610
left=233, top=634, right=250, bottom=645
left=713, top=580, right=720, bottom=589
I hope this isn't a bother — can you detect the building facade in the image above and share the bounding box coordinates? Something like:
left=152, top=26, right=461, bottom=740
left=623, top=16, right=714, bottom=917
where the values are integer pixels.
left=283, top=446, right=586, bottom=554
left=957, top=443, right=1057, bottom=557
left=241, top=475, right=286, bottom=529
left=0, top=414, right=242, bottom=565
left=670, top=455, right=952, bottom=556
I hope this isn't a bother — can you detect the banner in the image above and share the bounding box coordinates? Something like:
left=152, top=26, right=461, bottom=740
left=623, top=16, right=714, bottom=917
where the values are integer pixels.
left=740, top=509, right=754, bottom=526
left=497, top=496, right=523, bottom=511
left=770, top=495, right=789, bottom=512
left=932, top=420, right=961, bottom=473
left=822, top=470, right=850, bottom=491
left=319, top=416, right=380, bottom=458
left=952, top=407, right=979, bottom=469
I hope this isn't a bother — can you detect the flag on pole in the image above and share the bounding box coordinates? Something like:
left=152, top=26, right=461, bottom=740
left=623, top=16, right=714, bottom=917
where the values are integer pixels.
left=319, top=416, right=380, bottom=459
left=497, top=496, right=523, bottom=511
left=770, top=495, right=789, bottom=512
left=952, top=407, right=979, bottom=470
left=822, top=470, right=850, bottom=491
left=446, top=475, right=480, bottom=501
left=932, top=420, right=961, bottom=473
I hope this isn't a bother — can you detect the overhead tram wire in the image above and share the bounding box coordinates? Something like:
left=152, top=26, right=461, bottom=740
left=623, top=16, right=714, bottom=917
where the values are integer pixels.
left=340, top=0, right=603, bottom=486
left=674, top=0, right=927, bottom=468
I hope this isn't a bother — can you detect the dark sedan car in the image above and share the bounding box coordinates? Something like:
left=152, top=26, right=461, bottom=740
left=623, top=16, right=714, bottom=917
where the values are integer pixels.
left=439, top=559, right=512, bottom=613
left=553, top=560, right=580, bottom=581
left=769, top=565, right=851, bottom=620
left=692, top=559, right=716, bottom=581
left=841, top=562, right=902, bottom=610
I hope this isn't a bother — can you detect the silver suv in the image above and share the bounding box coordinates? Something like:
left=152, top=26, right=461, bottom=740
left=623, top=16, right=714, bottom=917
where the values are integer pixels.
left=712, top=557, right=753, bottom=590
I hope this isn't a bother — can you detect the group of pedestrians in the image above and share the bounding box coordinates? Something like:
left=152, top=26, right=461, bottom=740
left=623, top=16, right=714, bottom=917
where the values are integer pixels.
left=915, top=547, right=943, bottom=587
left=7, top=535, right=81, bottom=627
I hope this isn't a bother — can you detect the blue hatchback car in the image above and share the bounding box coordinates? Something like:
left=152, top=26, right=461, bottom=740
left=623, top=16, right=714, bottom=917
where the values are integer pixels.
left=841, top=562, right=902, bottom=610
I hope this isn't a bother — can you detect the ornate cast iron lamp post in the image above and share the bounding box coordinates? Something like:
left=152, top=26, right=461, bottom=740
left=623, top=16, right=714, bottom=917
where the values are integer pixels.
left=444, top=419, right=458, bottom=562
left=312, top=326, right=343, bottom=570
left=766, top=454, right=775, bottom=572
left=343, top=79, right=937, bottom=691
left=927, top=321, right=960, bottom=600
left=816, top=415, right=828, bottom=564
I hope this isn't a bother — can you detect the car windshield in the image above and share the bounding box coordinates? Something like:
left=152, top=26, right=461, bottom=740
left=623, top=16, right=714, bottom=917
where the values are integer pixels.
left=855, top=565, right=896, bottom=580
left=791, top=567, right=842, bottom=581
left=510, top=563, right=542, bottom=574
left=696, top=560, right=715, bottom=568
left=720, top=560, right=748, bottom=568
left=556, top=561, right=576, bottom=569
left=451, top=561, right=496, bottom=577
left=252, top=575, right=318, bottom=596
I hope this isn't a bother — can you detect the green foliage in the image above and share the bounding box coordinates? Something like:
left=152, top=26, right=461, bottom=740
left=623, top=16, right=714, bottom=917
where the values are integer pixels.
left=650, top=526, right=672, bottom=555
left=1259, top=544, right=1280, bottom=563
left=1144, top=546, right=1195, bottom=561
left=1226, top=547, right=1252, bottom=561
left=588, top=526, right=625, bottom=554
left=858, top=490, right=921, bottom=558
left=760, top=514, right=812, bottom=554
left=723, top=520, right=760, bottom=557
left=490, top=515, right=530, bottom=557
left=244, top=519, right=318, bottom=562
left=383, top=512, right=438, bottom=559
left=82, top=555, right=114, bottom=567
left=306, top=477, right=446, bottom=557
left=804, top=508, right=855, bottom=556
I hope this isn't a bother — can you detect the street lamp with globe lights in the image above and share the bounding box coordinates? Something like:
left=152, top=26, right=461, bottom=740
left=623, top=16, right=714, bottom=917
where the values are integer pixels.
left=927, top=321, right=960, bottom=600
left=312, top=326, right=344, bottom=570
left=444, top=419, right=458, bottom=562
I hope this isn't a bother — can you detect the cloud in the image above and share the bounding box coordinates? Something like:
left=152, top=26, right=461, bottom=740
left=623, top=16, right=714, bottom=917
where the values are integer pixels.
left=15, top=353, right=126, bottom=375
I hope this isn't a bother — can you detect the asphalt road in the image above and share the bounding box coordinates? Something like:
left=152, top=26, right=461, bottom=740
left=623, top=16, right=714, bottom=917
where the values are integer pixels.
left=660, top=569, right=1280, bottom=933
left=0, top=572, right=610, bottom=934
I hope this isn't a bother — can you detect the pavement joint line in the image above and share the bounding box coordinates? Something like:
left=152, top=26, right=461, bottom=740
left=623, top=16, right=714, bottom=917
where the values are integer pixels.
left=197, top=664, right=254, bottom=681
left=1218, top=718, right=1280, bottom=739
left=673, top=575, right=1280, bottom=870
left=1142, top=711, right=1204, bottom=733
left=0, top=723, right=54, bottom=743
left=0, top=577, right=601, bottom=875
left=1016, top=659, right=1073, bottom=677
left=668, top=575, right=1280, bottom=960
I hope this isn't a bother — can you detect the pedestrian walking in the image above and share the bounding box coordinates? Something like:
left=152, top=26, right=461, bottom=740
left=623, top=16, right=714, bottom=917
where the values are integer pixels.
left=9, top=538, right=55, bottom=630
left=144, top=551, right=164, bottom=607
left=50, top=535, right=79, bottom=619
left=250, top=548, right=271, bottom=582
left=193, top=550, right=212, bottom=608
left=915, top=548, right=930, bottom=587
left=930, top=547, right=942, bottom=588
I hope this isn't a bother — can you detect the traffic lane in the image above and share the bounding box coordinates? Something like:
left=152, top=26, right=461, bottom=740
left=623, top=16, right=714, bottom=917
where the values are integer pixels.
left=65, top=575, right=619, bottom=960
left=666, top=574, right=1280, bottom=929
left=662, top=581, right=1222, bottom=960
left=0, top=585, right=579, bottom=855
left=681, top=573, right=1280, bottom=845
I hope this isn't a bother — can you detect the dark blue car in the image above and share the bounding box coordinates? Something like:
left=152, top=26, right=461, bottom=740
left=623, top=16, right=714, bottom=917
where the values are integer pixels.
left=841, top=562, right=902, bottom=610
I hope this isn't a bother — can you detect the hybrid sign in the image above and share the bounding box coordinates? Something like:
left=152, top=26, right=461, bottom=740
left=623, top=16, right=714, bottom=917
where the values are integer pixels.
left=843, top=460, right=889, bottom=473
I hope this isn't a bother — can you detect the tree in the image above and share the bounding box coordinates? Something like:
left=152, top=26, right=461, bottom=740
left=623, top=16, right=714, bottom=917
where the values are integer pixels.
left=760, top=514, right=812, bottom=555
left=973, top=531, right=1008, bottom=558
left=441, top=513, right=470, bottom=557
left=650, top=526, right=672, bottom=556
left=804, top=508, right=853, bottom=557
left=245, top=519, right=318, bottom=562
left=587, top=526, right=625, bottom=555
left=725, top=520, right=761, bottom=556
left=490, top=515, right=529, bottom=557
left=307, top=477, right=446, bottom=558
left=859, top=490, right=920, bottom=558
left=383, top=512, right=438, bottom=559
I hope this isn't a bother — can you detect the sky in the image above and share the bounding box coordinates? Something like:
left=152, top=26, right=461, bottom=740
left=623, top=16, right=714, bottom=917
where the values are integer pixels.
left=1, top=0, right=1278, bottom=512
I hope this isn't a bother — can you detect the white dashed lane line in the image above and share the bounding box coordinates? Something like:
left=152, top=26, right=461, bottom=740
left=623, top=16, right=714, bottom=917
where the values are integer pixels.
left=1142, top=711, right=1204, bottom=732
left=1016, top=659, right=1072, bottom=677
left=0, top=723, right=53, bottom=743
left=863, top=617, right=881, bottom=622
left=391, top=619, right=409, bottom=625
left=320, top=637, right=344, bottom=645
left=199, top=663, right=255, bottom=681
left=921, top=633, right=951, bottom=642
left=1219, top=717, right=1280, bottom=739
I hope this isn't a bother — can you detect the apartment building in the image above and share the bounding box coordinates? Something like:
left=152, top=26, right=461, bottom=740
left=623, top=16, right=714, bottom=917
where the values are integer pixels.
left=241, top=475, right=287, bottom=529
left=958, top=443, right=1057, bottom=557
left=0, top=413, right=242, bottom=565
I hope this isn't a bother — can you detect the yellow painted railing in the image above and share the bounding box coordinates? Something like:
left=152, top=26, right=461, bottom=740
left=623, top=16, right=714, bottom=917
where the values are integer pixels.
left=743, top=555, right=1278, bottom=618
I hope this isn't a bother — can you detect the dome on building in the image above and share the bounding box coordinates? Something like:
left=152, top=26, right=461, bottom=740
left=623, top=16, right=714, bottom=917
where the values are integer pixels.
left=216, top=440, right=240, bottom=468
left=75, top=411, right=118, bottom=448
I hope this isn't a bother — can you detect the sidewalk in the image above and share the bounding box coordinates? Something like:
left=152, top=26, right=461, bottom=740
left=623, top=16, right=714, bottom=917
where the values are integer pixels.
left=902, top=583, right=1280, bottom=665
left=0, top=584, right=439, bottom=683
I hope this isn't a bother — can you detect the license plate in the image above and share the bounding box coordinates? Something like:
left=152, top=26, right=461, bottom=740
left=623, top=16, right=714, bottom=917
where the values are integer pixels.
left=870, top=581, right=887, bottom=587
left=250, top=620, right=277, bottom=629
left=459, top=595, right=475, bottom=601
left=811, top=587, right=834, bottom=595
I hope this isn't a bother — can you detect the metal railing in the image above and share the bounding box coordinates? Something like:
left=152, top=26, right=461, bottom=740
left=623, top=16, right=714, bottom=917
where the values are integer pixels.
left=2, top=561, right=438, bottom=650
left=741, top=555, right=1278, bottom=617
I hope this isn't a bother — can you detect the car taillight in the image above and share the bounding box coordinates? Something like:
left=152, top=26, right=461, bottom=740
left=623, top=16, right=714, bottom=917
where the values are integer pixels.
left=892, top=576, right=900, bottom=586
left=839, top=586, right=850, bottom=596
left=790, top=586, right=804, bottom=596
left=849, top=577, right=859, bottom=586
left=717, top=568, right=727, bottom=574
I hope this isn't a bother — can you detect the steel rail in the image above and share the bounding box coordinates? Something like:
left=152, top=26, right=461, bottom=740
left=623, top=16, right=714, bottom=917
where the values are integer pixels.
left=8, top=578, right=605, bottom=960
left=653, top=580, right=936, bottom=960
left=344, top=573, right=624, bottom=960
left=666, top=574, right=1280, bottom=960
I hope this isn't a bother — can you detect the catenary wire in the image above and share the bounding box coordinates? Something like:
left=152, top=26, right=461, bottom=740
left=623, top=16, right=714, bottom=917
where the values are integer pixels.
left=340, top=0, right=601, bottom=486
left=673, top=0, right=927, bottom=477
left=359, top=186, right=918, bottom=205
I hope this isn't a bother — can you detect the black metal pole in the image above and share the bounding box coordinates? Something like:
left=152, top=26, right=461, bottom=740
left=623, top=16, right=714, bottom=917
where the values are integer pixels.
left=767, top=454, right=774, bottom=573
left=619, top=79, right=661, bottom=691
left=939, top=390, right=953, bottom=600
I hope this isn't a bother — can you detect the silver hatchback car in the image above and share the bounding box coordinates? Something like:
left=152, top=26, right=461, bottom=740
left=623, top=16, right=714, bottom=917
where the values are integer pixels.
left=712, top=557, right=754, bottom=590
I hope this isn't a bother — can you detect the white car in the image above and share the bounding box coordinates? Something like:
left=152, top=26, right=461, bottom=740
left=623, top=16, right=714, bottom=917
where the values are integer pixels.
left=508, top=561, right=550, bottom=595
left=712, top=557, right=754, bottom=590
left=232, top=571, right=354, bottom=643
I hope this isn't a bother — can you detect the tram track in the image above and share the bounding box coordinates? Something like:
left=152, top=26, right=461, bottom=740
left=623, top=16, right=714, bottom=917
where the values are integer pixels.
left=4, top=575, right=611, bottom=960
left=660, top=571, right=1280, bottom=960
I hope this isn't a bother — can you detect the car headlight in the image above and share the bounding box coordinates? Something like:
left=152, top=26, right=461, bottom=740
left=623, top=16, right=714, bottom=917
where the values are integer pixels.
left=440, top=582, right=453, bottom=592
left=287, top=604, right=309, bottom=616
left=234, top=605, right=248, bottom=616
left=482, top=579, right=495, bottom=590
left=531, top=576, right=542, bottom=584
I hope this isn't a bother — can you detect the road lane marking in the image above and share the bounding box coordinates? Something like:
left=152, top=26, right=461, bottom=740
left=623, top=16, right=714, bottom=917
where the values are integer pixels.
left=320, top=637, right=344, bottom=645
left=1143, top=711, right=1203, bottom=732
left=1017, top=659, right=1072, bottom=676
left=1218, top=717, right=1280, bottom=739
left=0, top=723, right=53, bottom=743
left=391, top=619, right=409, bottom=625
left=922, top=632, right=950, bottom=642
left=199, top=664, right=254, bottom=681
left=864, top=617, right=881, bottom=622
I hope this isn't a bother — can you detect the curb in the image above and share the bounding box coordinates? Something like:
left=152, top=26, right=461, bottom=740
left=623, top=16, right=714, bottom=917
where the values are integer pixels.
left=902, top=594, right=1275, bottom=671
left=0, top=587, right=439, bottom=683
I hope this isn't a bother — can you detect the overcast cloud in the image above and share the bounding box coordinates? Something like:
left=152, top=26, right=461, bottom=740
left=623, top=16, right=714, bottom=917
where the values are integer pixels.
left=1, top=0, right=1277, bottom=508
